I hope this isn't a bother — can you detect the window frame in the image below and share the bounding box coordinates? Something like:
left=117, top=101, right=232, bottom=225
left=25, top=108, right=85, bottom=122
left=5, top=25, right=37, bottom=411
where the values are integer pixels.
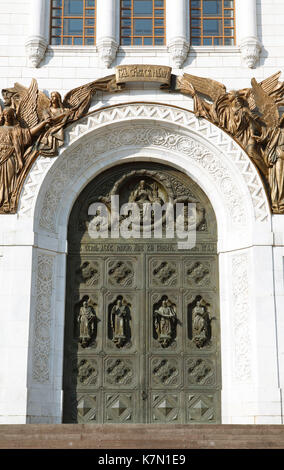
left=120, top=0, right=166, bottom=47
left=190, top=0, right=236, bottom=47
left=50, top=0, right=97, bottom=47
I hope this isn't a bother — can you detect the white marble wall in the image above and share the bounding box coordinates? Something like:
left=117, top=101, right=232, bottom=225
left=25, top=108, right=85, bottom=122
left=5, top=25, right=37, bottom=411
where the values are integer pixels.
left=0, top=0, right=283, bottom=424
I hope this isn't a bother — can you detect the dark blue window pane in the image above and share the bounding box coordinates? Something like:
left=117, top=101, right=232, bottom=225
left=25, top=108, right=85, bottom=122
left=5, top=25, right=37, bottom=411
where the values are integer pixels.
left=192, top=37, right=201, bottom=45
left=52, top=8, right=62, bottom=16
left=122, top=28, right=131, bottom=36
left=121, top=18, right=131, bottom=26
left=133, top=0, right=153, bottom=17
left=64, top=0, right=83, bottom=16
left=134, top=18, right=152, bottom=35
left=224, top=37, right=234, bottom=45
left=224, top=0, right=233, bottom=6
left=154, top=0, right=163, bottom=7
left=122, top=0, right=131, bottom=7
left=63, top=37, right=73, bottom=45
left=203, top=37, right=213, bottom=45
left=155, top=37, right=164, bottom=45
left=144, top=37, right=153, bottom=45
left=224, top=9, right=233, bottom=16
left=52, top=18, right=62, bottom=26
left=214, top=37, right=222, bottom=45
left=134, top=37, right=143, bottom=45
left=85, top=28, right=94, bottom=36
left=85, top=9, right=94, bottom=16
left=53, top=0, right=62, bottom=7
left=191, top=9, right=200, bottom=17
left=122, top=9, right=131, bottom=17
left=191, top=18, right=201, bottom=27
left=154, top=9, right=163, bottom=16
left=85, top=37, right=95, bottom=45
left=155, top=28, right=164, bottom=36
left=191, top=28, right=201, bottom=36
left=52, top=37, right=61, bottom=45
left=203, top=19, right=222, bottom=35
left=191, top=0, right=200, bottom=7
left=63, top=18, right=83, bottom=35
left=121, top=37, right=131, bottom=45
left=203, top=0, right=222, bottom=17
left=86, top=0, right=95, bottom=6
left=74, top=37, right=83, bottom=45
left=85, top=18, right=94, bottom=26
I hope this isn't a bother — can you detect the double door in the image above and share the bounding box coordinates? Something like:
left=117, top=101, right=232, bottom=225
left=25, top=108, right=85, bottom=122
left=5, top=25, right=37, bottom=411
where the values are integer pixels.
left=63, top=242, right=221, bottom=424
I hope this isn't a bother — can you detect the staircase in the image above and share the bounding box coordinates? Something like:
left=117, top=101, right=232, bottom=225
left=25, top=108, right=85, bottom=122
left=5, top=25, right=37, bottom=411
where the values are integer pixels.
left=0, top=424, right=283, bottom=449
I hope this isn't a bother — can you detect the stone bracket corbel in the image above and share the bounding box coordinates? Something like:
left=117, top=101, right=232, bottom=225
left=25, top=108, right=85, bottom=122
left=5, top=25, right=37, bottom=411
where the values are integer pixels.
left=97, top=38, right=119, bottom=69
left=168, top=37, right=189, bottom=69
left=240, top=36, right=262, bottom=69
left=25, top=35, right=48, bottom=68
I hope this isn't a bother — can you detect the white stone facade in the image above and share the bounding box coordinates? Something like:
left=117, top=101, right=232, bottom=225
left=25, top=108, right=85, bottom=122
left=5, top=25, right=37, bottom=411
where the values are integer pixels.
left=0, top=0, right=283, bottom=424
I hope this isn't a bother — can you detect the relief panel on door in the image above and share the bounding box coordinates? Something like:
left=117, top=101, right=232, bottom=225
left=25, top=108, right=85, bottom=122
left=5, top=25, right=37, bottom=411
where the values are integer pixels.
left=63, top=162, right=221, bottom=424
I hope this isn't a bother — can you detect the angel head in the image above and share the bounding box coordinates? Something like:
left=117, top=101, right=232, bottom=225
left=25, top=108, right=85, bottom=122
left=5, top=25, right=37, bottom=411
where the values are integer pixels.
left=2, top=107, right=17, bottom=126
left=50, top=91, right=64, bottom=110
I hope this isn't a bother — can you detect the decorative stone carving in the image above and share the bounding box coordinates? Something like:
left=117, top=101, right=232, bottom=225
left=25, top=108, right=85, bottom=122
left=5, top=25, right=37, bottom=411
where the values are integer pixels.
left=32, top=253, right=54, bottom=384
left=97, top=38, right=119, bottom=68
left=240, top=36, right=262, bottom=69
left=176, top=71, right=284, bottom=214
left=168, top=38, right=189, bottom=69
left=18, top=102, right=269, bottom=224
left=0, top=74, right=121, bottom=214
left=232, top=253, right=252, bottom=383
left=25, top=36, right=48, bottom=68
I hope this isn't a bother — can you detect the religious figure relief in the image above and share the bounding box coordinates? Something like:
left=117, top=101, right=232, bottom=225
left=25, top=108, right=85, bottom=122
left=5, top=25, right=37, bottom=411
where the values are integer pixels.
left=0, top=74, right=122, bottom=214
left=175, top=71, right=284, bottom=214
left=109, top=296, right=131, bottom=348
left=0, top=104, right=51, bottom=212
left=77, top=300, right=97, bottom=348
left=153, top=296, right=178, bottom=348
left=189, top=296, right=215, bottom=349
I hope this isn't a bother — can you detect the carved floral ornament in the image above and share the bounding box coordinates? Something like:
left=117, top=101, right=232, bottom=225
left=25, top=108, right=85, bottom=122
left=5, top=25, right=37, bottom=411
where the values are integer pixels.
left=0, top=64, right=283, bottom=215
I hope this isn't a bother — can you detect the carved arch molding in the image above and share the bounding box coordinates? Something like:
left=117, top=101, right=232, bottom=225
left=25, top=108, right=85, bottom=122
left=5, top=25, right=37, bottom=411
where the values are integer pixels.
left=18, top=102, right=270, bottom=228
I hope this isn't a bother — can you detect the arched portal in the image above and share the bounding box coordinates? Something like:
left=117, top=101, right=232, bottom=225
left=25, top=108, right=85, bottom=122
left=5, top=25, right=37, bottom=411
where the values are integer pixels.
left=62, top=161, right=220, bottom=424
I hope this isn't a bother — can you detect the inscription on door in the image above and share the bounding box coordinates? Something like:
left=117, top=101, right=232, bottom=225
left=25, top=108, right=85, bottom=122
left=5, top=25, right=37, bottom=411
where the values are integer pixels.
left=63, top=163, right=221, bottom=424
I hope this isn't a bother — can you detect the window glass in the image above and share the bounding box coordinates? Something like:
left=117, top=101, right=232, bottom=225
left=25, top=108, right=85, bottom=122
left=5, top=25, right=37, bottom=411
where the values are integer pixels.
left=120, top=0, right=165, bottom=46
left=190, top=0, right=235, bottom=46
left=50, top=0, right=96, bottom=46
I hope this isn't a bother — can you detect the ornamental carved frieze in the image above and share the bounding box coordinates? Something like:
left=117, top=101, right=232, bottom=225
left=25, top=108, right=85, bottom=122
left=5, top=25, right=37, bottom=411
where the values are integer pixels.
left=1, top=66, right=284, bottom=214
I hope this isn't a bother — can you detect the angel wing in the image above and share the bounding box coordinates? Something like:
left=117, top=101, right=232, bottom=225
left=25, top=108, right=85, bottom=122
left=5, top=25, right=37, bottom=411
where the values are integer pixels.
left=177, top=73, right=227, bottom=101
left=13, top=80, right=50, bottom=123
left=63, top=81, right=97, bottom=111
left=244, top=71, right=284, bottom=111
left=15, top=78, right=40, bottom=128
left=251, top=77, right=280, bottom=127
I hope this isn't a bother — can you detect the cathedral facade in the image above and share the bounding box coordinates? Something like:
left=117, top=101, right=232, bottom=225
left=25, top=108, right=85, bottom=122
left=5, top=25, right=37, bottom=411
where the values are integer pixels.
left=0, top=0, right=284, bottom=426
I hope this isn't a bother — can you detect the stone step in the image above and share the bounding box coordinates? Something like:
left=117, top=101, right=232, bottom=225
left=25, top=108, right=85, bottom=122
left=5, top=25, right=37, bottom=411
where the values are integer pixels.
left=0, top=425, right=284, bottom=449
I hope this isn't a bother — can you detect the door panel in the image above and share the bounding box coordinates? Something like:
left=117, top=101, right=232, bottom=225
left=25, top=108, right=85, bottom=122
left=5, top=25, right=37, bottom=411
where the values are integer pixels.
left=63, top=163, right=221, bottom=424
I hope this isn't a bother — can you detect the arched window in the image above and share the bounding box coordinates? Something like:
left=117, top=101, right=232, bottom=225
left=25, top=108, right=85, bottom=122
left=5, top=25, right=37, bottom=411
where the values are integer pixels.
left=120, top=0, right=165, bottom=46
left=50, top=0, right=96, bottom=46
left=190, top=0, right=235, bottom=46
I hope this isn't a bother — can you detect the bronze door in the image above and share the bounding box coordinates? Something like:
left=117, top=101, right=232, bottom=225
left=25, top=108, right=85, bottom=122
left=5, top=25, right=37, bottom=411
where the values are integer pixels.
left=63, top=163, right=221, bottom=424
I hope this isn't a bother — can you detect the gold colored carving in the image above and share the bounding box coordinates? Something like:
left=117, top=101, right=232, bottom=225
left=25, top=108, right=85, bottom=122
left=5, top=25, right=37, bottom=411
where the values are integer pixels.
left=0, top=75, right=122, bottom=214
left=116, top=65, right=172, bottom=87
left=176, top=71, right=284, bottom=214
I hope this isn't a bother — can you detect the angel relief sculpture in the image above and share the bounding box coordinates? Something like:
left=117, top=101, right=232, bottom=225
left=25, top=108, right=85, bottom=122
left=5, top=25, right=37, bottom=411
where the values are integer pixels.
left=176, top=71, right=284, bottom=213
left=0, top=74, right=122, bottom=214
